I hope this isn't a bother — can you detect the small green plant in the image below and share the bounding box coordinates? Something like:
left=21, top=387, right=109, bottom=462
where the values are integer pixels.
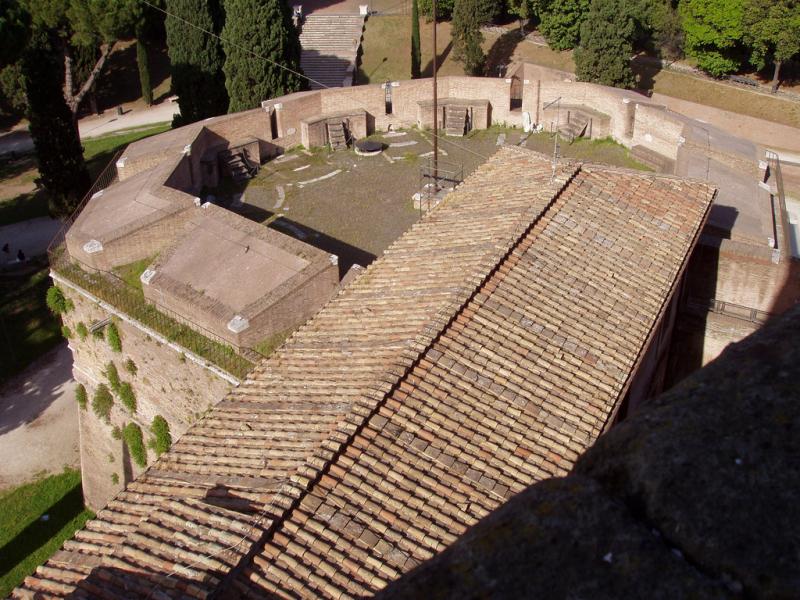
left=111, top=426, right=122, bottom=440
left=105, top=362, right=121, bottom=394
left=149, top=416, right=172, bottom=457
left=91, top=384, right=113, bottom=422
left=45, top=285, right=72, bottom=315
left=118, top=381, right=137, bottom=413
left=92, top=327, right=104, bottom=341
left=178, top=353, right=186, bottom=363
left=61, top=325, right=72, bottom=339
left=123, top=423, right=147, bottom=468
left=106, top=322, right=122, bottom=353
left=76, top=322, right=88, bottom=340
left=124, top=358, right=137, bottom=376
left=111, top=473, right=119, bottom=484
left=107, top=453, right=115, bottom=463
left=75, top=384, right=87, bottom=410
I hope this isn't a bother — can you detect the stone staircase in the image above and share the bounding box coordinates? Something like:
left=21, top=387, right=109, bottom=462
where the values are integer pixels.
left=558, top=111, right=590, bottom=143
left=327, top=121, right=348, bottom=150
left=299, top=15, right=365, bottom=90
left=445, top=107, right=468, bottom=137
left=221, top=150, right=259, bottom=182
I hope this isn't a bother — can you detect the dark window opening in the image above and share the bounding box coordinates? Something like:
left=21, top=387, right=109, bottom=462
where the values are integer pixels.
left=385, top=83, right=393, bottom=115
left=270, top=109, right=279, bottom=139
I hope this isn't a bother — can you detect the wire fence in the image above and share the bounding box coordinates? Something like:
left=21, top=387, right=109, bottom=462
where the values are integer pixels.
left=47, top=151, right=256, bottom=380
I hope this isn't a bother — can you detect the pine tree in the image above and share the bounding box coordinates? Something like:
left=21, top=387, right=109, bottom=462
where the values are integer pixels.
left=222, top=0, right=303, bottom=113
left=452, top=0, right=496, bottom=76
left=411, top=0, right=421, bottom=78
left=22, top=29, right=90, bottom=218
left=165, top=0, right=228, bottom=125
left=574, top=0, right=636, bottom=89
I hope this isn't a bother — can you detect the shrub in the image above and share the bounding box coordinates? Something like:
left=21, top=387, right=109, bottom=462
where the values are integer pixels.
left=111, top=426, right=122, bottom=440
left=105, top=362, right=121, bottom=393
left=76, top=322, right=88, bottom=340
left=106, top=322, right=122, bottom=353
left=46, top=285, right=72, bottom=315
left=149, top=416, right=172, bottom=457
left=124, top=358, right=138, bottom=376
left=75, top=384, right=87, bottom=410
left=92, top=327, right=104, bottom=341
left=119, top=381, right=137, bottom=413
left=123, top=423, right=147, bottom=467
left=92, top=384, right=113, bottom=421
left=111, top=473, right=119, bottom=484
left=61, top=325, right=72, bottom=339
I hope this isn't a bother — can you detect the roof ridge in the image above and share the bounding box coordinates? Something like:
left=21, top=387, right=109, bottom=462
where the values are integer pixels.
left=219, top=162, right=584, bottom=592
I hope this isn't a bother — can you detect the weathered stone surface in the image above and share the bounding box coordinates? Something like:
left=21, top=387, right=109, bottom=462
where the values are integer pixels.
left=376, top=475, right=728, bottom=599
left=576, top=304, right=800, bottom=598
left=378, top=305, right=800, bottom=599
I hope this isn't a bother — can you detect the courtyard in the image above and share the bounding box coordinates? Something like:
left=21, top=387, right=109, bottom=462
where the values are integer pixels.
left=208, top=126, right=649, bottom=273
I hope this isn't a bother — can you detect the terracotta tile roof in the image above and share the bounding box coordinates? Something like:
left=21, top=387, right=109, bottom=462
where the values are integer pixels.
left=14, top=147, right=714, bottom=599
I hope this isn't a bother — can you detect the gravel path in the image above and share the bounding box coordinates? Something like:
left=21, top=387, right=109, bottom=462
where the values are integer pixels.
left=0, top=343, right=79, bottom=491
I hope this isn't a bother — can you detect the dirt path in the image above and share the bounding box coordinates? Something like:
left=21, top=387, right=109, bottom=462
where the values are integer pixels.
left=0, top=343, right=80, bottom=491
left=0, top=217, right=63, bottom=262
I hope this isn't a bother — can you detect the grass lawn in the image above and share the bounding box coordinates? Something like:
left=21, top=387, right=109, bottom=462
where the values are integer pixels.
left=357, top=17, right=467, bottom=84
left=0, top=469, right=94, bottom=597
left=112, top=256, right=156, bottom=294
left=0, top=263, right=62, bottom=384
left=83, top=123, right=172, bottom=178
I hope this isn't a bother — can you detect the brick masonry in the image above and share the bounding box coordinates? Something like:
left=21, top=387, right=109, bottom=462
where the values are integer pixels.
left=60, top=283, right=233, bottom=510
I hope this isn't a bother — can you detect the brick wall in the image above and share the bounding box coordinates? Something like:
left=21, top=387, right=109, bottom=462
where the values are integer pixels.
left=60, top=281, right=234, bottom=510
left=631, top=103, right=684, bottom=160
left=241, top=261, right=339, bottom=348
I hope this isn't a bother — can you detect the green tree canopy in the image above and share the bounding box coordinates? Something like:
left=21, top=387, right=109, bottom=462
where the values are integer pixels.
left=743, top=0, right=800, bottom=90
left=451, top=0, right=496, bottom=75
left=418, top=0, right=455, bottom=21
left=22, top=29, right=90, bottom=217
left=165, top=0, right=228, bottom=125
left=539, top=0, right=590, bottom=51
left=24, top=0, right=138, bottom=117
left=0, top=0, right=30, bottom=66
left=681, top=0, right=745, bottom=77
left=574, top=0, right=636, bottom=88
left=222, top=0, right=302, bottom=112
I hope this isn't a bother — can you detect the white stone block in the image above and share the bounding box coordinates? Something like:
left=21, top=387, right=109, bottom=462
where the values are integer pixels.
left=227, top=315, right=250, bottom=333
left=83, top=240, right=103, bottom=254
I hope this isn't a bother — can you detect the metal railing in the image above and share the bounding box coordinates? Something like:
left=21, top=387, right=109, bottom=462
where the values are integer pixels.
left=686, top=296, right=772, bottom=325
left=47, top=151, right=257, bottom=380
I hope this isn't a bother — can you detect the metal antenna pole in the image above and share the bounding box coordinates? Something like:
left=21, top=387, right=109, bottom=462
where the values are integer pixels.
left=432, top=0, right=438, bottom=194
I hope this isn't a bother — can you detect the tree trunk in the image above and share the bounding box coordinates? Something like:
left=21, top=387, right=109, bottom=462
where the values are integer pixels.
left=63, top=42, right=115, bottom=117
left=771, top=60, right=782, bottom=93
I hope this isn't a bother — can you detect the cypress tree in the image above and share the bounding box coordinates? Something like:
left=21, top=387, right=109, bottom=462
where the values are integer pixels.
left=165, top=0, right=228, bottom=125
left=574, top=0, right=636, bottom=88
left=222, top=0, right=303, bottom=112
left=411, top=0, right=421, bottom=78
left=135, top=34, right=152, bottom=105
left=452, top=0, right=496, bottom=75
left=22, top=29, right=90, bottom=218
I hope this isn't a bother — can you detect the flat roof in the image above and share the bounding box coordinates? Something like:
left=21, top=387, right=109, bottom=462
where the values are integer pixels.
left=145, top=203, right=330, bottom=321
